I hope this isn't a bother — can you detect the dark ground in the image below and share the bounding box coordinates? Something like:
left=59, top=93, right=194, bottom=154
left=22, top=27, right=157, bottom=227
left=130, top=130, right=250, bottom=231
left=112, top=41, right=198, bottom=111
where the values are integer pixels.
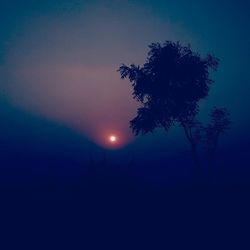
left=0, top=103, right=249, bottom=249
left=0, top=157, right=250, bottom=250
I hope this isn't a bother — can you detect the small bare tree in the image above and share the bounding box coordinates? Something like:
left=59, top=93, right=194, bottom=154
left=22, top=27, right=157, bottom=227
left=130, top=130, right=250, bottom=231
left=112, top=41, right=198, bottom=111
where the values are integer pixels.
left=203, top=107, right=231, bottom=178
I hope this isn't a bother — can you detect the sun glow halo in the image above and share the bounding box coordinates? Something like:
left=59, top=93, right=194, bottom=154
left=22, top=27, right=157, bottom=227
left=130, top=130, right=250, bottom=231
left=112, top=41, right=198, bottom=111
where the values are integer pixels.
left=109, top=135, right=117, bottom=143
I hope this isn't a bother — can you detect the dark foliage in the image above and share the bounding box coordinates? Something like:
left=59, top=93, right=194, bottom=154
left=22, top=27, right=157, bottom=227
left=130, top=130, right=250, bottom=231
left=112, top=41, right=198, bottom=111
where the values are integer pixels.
left=204, top=107, right=231, bottom=144
left=119, top=41, right=230, bottom=179
left=203, top=107, right=231, bottom=174
left=119, top=41, right=219, bottom=135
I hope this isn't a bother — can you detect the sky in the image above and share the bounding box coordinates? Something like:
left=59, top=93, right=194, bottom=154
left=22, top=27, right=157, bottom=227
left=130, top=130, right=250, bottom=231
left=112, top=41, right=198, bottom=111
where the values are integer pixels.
left=0, top=0, right=250, bottom=179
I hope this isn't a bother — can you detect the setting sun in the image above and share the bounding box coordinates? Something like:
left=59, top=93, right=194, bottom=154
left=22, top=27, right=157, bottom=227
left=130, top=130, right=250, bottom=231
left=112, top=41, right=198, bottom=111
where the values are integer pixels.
left=109, top=135, right=117, bottom=142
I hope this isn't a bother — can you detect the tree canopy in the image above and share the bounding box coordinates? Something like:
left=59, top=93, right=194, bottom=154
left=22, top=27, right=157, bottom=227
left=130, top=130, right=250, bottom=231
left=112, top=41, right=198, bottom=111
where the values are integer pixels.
left=118, top=41, right=219, bottom=135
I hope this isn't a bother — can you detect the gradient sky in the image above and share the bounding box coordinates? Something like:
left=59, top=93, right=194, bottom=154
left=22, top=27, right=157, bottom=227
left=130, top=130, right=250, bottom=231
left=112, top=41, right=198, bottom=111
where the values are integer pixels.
left=0, top=0, right=249, bottom=163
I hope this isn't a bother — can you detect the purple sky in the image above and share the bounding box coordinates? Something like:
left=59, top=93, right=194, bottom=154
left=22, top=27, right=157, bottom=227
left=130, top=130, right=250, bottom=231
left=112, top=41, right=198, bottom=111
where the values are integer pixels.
left=3, top=2, right=189, bottom=148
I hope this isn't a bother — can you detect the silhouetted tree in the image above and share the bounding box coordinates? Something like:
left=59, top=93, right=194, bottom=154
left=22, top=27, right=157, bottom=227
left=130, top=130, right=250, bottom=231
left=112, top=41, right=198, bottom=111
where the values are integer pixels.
left=118, top=41, right=219, bottom=176
left=203, top=107, right=231, bottom=178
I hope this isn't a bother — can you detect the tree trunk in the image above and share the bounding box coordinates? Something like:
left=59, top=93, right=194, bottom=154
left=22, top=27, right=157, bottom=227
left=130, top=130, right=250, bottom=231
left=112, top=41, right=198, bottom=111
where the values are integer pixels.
left=190, top=142, right=203, bottom=187
left=208, top=132, right=220, bottom=182
left=181, top=124, right=202, bottom=183
left=191, top=143, right=201, bottom=174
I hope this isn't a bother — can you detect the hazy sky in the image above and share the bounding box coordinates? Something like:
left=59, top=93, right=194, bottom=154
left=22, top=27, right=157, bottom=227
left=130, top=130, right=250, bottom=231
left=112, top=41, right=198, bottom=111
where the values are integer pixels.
left=0, top=0, right=250, bottom=152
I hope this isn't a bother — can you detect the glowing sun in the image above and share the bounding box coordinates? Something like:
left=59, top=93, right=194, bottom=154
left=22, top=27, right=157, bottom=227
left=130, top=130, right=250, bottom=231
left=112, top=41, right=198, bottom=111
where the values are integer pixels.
left=109, top=135, right=117, bottom=143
